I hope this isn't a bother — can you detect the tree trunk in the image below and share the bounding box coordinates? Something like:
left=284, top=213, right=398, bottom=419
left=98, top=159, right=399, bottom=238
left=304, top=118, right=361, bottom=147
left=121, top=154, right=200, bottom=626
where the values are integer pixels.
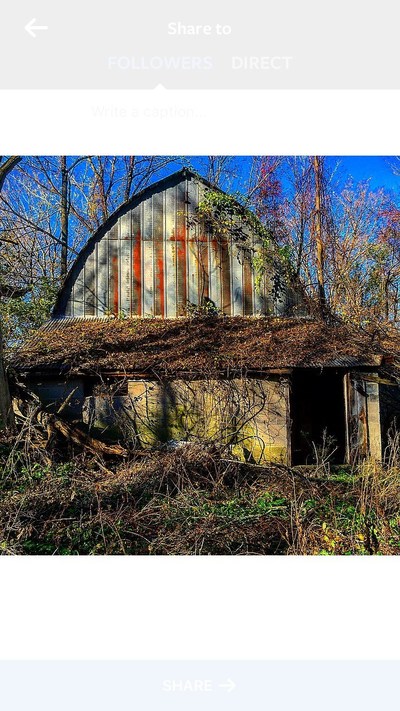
left=0, top=323, right=13, bottom=429
left=60, top=156, right=68, bottom=279
left=0, top=156, right=21, bottom=192
left=0, top=155, right=21, bottom=430
left=313, top=156, right=327, bottom=317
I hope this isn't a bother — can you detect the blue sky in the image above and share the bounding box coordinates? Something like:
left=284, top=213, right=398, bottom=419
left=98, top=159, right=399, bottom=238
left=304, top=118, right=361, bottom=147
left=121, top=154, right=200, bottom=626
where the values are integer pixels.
left=56, top=156, right=399, bottom=205
left=164, top=156, right=400, bottom=197
left=327, top=156, right=398, bottom=191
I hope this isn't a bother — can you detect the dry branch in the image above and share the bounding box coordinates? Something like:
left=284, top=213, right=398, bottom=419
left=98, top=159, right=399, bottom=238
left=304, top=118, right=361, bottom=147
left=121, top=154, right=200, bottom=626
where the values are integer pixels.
left=11, top=379, right=127, bottom=458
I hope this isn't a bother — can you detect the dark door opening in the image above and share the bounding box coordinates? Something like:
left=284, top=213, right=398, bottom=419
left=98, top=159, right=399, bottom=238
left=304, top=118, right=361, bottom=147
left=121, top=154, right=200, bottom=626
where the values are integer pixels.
left=290, top=370, right=346, bottom=465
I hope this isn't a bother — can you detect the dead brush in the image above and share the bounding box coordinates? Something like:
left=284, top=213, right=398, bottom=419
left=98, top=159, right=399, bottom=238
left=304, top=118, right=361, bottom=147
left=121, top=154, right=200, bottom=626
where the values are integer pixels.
left=280, top=468, right=326, bottom=554
left=146, top=509, right=289, bottom=555
left=2, top=416, right=400, bottom=554
left=116, top=442, right=240, bottom=496
left=353, top=426, right=400, bottom=524
left=358, top=459, right=400, bottom=521
left=0, top=403, right=54, bottom=485
left=311, top=429, right=338, bottom=478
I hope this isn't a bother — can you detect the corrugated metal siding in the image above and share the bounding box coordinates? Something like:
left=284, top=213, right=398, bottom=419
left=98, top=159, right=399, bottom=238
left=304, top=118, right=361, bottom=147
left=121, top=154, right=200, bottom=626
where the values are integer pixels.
left=58, top=173, right=305, bottom=319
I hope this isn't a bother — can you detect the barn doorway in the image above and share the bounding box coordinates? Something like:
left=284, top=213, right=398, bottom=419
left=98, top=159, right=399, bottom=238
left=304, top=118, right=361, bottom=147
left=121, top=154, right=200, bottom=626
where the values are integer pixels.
left=290, top=370, right=346, bottom=465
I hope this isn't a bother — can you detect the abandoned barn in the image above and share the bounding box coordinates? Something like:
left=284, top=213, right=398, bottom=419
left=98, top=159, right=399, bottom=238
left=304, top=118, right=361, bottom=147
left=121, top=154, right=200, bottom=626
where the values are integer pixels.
left=14, top=168, right=400, bottom=465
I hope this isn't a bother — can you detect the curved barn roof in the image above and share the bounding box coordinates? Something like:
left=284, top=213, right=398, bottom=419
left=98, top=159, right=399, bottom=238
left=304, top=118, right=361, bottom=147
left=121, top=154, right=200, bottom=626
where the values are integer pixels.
left=52, top=168, right=202, bottom=316
left=52, top=167, right=306, bottom=320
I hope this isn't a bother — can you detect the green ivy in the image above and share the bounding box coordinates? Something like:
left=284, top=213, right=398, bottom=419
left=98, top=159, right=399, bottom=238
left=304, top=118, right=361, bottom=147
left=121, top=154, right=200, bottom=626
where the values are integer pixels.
left=195, top=189, right=295, bottom=298
left=0, top=276, right=59, bottom=347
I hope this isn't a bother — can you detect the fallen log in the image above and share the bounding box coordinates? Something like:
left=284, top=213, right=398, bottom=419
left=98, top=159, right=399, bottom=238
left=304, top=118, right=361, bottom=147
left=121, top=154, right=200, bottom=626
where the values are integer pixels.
left=11, top=380, right=127, bottom=458
left=45, top=413, right=127, bottom=457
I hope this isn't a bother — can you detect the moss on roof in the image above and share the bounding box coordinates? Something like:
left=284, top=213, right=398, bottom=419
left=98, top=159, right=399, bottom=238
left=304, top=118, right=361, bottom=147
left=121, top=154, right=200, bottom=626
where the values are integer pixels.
left=11, top=316, right=396, bottom=378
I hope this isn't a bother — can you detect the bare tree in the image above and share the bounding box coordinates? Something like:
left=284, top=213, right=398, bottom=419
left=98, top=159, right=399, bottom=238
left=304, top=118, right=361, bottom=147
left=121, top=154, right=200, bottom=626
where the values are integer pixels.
left=312, top=156, right=327, bottom=316
left=60, top=156, right=68, bottom=279
left=0, top=156, right=20, bottom=429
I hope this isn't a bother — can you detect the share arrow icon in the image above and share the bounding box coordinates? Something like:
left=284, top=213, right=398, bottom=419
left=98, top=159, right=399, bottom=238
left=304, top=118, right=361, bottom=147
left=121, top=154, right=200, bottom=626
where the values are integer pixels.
left=218, top=678, right=236, bottom=693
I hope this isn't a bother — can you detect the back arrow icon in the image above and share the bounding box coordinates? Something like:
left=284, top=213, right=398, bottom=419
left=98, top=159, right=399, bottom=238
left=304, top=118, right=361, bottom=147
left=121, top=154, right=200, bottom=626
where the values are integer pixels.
left=25, top=19, right=49, bottom=38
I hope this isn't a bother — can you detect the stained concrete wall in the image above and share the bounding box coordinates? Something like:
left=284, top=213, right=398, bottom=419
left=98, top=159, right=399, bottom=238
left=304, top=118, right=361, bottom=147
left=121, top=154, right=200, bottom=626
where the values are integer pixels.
left=83, top=377, right=290, bottom=464
left=28, top=370, right=385, bottom=464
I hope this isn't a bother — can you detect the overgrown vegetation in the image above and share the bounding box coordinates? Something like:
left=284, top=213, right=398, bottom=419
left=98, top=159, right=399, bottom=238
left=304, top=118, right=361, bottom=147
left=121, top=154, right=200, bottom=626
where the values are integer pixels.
left=195, top=187, right=295, bottom=301
left=1, top=429, right=400, bottom=555
left=0, top=276, right=59, bottom=346
left=13, top=316, right=394, bottom=377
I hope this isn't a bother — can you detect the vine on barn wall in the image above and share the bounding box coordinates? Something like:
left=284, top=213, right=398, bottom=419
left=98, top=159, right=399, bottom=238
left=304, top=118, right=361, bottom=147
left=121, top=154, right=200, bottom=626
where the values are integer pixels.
left=193, top=188, right=295, bottom=301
